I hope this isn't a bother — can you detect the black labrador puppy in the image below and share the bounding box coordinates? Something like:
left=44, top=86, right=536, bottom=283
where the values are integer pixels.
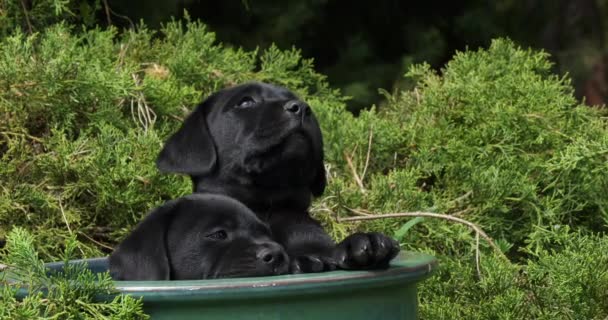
left=156, top=82, right=400, bottom=273
left=109, top=193, right=289, bottom=280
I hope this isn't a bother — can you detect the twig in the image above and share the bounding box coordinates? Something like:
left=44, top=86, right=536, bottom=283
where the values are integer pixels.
left=130, top=98, right=138, bottom=128
left=78, top=232, right=114, bottom=251
left=344, top=206, right=373, bottom=216
left=58, top=200, right=72, bottom=235
left=168, top=113, right=185, bottom=122
left=360, top=128, right=373, bottom=183
left=116, top=44, right=129, bottom=68
left=1, top=131, right=44, bottom=143
left=101, top=0, right=112, bottom=25
left=310, top=196, right=342, bottom=224
left=338, top=211, right=510, bottom=263
left=450, top=207, right=472, bottom=217
left=108, top=6, right=135, bottom=29
left=58, top=200, right=85, bottom=256
left=19, top=0, right=33, bottom=34
left=343, top=150, right=366, bottom=192
left=450, top=191, right=473, bottom=205
left=130, top=74, right=157, bottom=132
left=475, top=232, right=482, bottom=280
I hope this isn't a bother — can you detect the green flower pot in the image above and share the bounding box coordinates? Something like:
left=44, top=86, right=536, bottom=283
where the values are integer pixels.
left=15, top=251, right=437, bottom=320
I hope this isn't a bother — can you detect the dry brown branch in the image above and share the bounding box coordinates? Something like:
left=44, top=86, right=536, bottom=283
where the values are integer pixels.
left=168, top=113, right=185, bottom=122
left=58, top=200, right=72, bottom=235
left=450, top=207, right=473, bottom=217
left=1, top=131, right=44, bottom=143
left=116, top=44, right=129, bottom=68
left=130, top=74, right=157, bottom=132
left=475, top=232, right=482, bottom=280
left=344, top=206, right=373, bottom=216
left=343, top=150, right=366, bottom=192
left=450, top=191, right=473, bottom=205
left=310, top=196, right=338, bottom=215
left=338, top=211, right=510, bottom=263
left=101, top=0, right=112, bottom=25
left=361, top=128, right=373, bottom=183
left=78, top=232, right=114, bottom=251
left=19, top=0, right=33, bottom=34
left=101, top=1, right=135, bottom=29
left=58, top=200, right=85, bottom=256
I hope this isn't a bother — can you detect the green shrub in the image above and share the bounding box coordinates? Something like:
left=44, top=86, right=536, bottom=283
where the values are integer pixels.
left=0, top=20, right=607, bottom=319
left=317, top=39, right=608, bottom=319
left=419, top=228, right=608, bottom=319
left=0, top=0, right=100, bottom=37
left=0, top=228, right=147, bottom=319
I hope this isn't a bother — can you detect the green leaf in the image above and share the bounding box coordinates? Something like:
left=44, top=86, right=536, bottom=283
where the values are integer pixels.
left=394, top=217, right=425, bottom=241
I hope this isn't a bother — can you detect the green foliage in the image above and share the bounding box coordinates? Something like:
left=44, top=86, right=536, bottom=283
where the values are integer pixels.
left=0, top=228, right=148, bottom=319
left=316, top=39, right=608, bottom=318
left=1, top=20, right=607, bottom=319
left=380, top=41, right=608, bottom=247
left=420, top=229, right=608, bottom=319
left=0, top=0, right=100, bottom=36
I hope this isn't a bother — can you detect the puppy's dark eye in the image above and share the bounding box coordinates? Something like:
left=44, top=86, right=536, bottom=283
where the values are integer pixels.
left=205, top=230, right=228, bottom=240
left=236, top=96, right=256, bottom=108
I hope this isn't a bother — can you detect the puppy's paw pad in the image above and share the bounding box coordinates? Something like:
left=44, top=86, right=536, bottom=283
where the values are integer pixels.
left=335, top=232, right=400, bottom=270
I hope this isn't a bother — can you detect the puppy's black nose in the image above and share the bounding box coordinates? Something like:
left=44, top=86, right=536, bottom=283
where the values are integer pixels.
left=283, top=100, right=309, bottom=116
left=256, top=244, right=287, bottom=268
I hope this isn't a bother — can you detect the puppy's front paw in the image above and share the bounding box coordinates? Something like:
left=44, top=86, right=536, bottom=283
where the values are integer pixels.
left=290, top=254, right=337, bottom=274
left=334, top=232, right=400, bottom=270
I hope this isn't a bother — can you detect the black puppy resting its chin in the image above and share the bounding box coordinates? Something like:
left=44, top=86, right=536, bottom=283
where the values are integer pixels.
left=156, top=81, right=400, bottom=273
left=109, top=194, right=289, bottom=280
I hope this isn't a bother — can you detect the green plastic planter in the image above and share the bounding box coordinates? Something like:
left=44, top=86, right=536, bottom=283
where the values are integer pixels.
left=12, top=251, right=437, bottom=320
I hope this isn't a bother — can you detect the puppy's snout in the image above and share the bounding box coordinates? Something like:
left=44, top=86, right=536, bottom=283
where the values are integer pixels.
left=283, top=100, right=309, bottom=116
left=256, top=243, right=288, bottom=272
left=257, top=245, right=284, bottom=265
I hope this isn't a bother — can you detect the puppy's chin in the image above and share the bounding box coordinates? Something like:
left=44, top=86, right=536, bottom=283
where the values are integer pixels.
left=243, top=132, right=313, bottom=175
left=276, top=132, right=311, bottom=159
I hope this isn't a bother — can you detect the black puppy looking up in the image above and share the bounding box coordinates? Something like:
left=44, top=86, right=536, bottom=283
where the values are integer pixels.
left=109, top=194, right=289, bottom=280
left=157, top=82, right=400, bottom=273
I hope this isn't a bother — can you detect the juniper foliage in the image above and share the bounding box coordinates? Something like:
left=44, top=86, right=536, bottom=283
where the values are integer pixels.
left=0, top=228, right=148, bottom=319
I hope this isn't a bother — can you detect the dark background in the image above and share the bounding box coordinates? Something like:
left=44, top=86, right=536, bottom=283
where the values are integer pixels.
left=18, top=0, right=608, bottom=112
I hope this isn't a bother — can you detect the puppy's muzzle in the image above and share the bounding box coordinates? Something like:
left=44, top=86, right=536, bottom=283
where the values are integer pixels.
left=256, top=242, right=290, bottom=275
left=283, top=100, right=311, bottom=119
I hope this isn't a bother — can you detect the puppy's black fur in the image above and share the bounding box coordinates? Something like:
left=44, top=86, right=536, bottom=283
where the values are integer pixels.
left=109, top=194, right=289, bottom=280
left=157, top=82, right=399, bottom=272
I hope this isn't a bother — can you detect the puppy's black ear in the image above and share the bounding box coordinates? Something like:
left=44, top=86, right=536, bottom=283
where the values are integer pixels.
left=109, top=200, right=177, bottom=280
left=310, top=156, right=327, bottom=197
left=156, top=95, right=218, bottom=175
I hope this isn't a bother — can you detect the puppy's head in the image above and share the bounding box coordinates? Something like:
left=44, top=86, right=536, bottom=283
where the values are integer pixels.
left=156, top=82, right=326, bottom=196
left=109, top=194, right=289, bottom=280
